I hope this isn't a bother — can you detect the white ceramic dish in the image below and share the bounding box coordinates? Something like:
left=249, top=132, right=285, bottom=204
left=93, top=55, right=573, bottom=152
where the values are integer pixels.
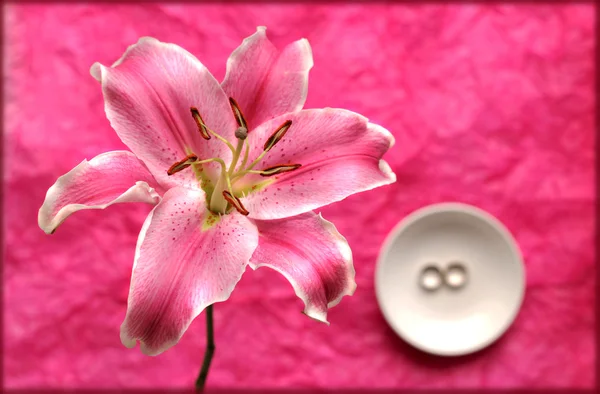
left=375, top=203, right=525, bottom=356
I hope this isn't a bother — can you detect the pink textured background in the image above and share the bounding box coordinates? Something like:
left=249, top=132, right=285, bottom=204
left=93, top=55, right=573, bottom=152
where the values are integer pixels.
left=4, top=3, right=596, bottom=389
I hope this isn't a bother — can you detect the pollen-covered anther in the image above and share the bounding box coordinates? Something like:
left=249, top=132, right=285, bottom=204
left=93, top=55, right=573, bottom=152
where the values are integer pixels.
left=190, top=107, right=211, bottom=140
left=222, top=190, right=249, bottom=216
left=264, top=120, right=292, bottom=152
left=259, top=164, right=302, bottom=177
left=229, top=97, right=248, bottom=130
left=167, top=154, right=199, bottom=176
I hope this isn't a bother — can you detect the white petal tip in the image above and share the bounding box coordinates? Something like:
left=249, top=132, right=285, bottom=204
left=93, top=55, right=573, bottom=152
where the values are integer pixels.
left=257, top=26, right=267, bottom=33
left=109, top=37, right=162, bottom=69
left=349, top=281, right=358, bottom=296
left=379, top=160, right=396, bottom=183
left=327, top=283, right=357, bottom=309
left=368, top=122, right=395, bottom=149
left=120, top=330, right=166, bottom=356
left=297, top=38, right=314, bottom=70
left=302, top=310, right=330, bottom=325
left=120, top=331, right=137, bottom=349
left=140, top=342, right=162, bottom=356
left=41, top=225, right=56, bottom=235
left=138, top=36, right=159, bottom=44
left=317, top=213, right=353, bottom=266
left=90, top=62, right=102, bottom=82
left=38, top=209, right=55, bottom=235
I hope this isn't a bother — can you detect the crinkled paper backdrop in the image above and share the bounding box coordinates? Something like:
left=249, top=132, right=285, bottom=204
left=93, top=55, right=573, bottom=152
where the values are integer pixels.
left=4, top=3, right=595, bottom=389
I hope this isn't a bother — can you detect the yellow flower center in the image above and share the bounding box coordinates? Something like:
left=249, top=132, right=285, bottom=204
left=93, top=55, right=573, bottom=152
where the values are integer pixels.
left=167, top=98, right=301, bottom=216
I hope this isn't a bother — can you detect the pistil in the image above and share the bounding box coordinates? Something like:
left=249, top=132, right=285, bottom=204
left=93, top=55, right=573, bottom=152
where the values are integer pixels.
left=209, top=172, right=229, bottom=213
left=240, top=139, right=250, bottom=171
left=228, top=127, right=247, bottom=176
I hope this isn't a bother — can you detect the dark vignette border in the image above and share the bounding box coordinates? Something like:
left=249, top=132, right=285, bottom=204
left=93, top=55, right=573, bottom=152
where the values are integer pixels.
left=0, top=0, right=597, bottom=392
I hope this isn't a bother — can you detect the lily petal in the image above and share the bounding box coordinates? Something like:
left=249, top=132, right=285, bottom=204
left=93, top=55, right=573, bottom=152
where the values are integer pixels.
left=120, top=187, right=258, bottom=356
left=241, top=109, right=396, bottom=220
left=221, top=26, right=313, bottom=130
left=250, top=212, right=355, bottom=323
left=38, top=151, right=161, bottom=235
left=90, top=37, right=237, bottom=190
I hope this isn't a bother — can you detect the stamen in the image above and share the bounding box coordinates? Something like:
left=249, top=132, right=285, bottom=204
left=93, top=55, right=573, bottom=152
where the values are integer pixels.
left=259, top=164, right=302, bottom=176
left=189, top=109, right=236, bottom=153
left=167, top=154, right=198, bottom=175
left=229, top=97, right=248, bottom=130
left=190, top=107, right=211, bottom=140
left=222, top=190, right=249, bottom=216
left=264, top=120, right=292, bottom=152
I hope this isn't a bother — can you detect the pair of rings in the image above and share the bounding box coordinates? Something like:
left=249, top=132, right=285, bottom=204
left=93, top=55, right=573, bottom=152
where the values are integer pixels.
left=419, top=262, right=468, bottom=291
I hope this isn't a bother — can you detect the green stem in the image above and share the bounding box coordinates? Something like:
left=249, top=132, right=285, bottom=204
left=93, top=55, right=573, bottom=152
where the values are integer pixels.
left=195, top=305, right=215, bottom=391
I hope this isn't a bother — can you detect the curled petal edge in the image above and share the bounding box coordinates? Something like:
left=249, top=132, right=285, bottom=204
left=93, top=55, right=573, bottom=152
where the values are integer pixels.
left=38, top=155, right=161, bottom=235
left=250, top=213, right=356, bottom=324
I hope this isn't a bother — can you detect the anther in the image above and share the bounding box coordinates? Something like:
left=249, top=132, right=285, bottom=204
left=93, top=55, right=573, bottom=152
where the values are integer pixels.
left=264, top=120, right=292, bottom=152
left=222, top=190, right=249, bottom=216
left=229, top=97, right=248, bottom=130
left=259, top=164, right=302, bottom=177
left=190, top=107, right=211, bottom=140
left=235, top=127, right=248, bottom=140
left=167, top=154, right=198, bottom=176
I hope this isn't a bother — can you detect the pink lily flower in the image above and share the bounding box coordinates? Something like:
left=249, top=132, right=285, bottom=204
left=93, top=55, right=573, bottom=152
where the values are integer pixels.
left=38, top=27, right=395, bottom=356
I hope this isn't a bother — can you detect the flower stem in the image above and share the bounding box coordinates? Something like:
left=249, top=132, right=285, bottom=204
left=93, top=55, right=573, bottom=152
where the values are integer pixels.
left=195, top=304, right=215, bottom=391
